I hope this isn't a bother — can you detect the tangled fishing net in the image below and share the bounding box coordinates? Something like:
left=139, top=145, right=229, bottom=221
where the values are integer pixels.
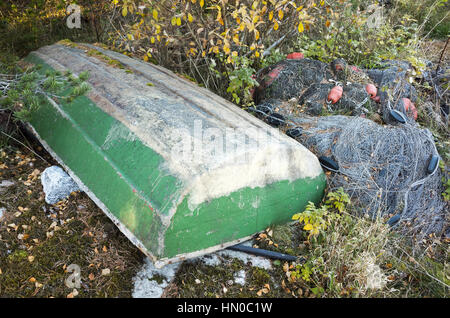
left=249, top=56, right=449, bottom=240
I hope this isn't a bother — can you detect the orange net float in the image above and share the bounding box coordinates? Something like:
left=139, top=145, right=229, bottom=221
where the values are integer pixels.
left=286, top=52, right=304, bottom=60
left=327, top=85, right=343, bottom=104
left=365, top=83, right=377, bottom=99
left=402, top=97, right=411, bottom=110
left=265, top=65, right=285, bottom=86
left=410, top=103, right=418, bottom=121
left=402, top=97, right=418, bottom=120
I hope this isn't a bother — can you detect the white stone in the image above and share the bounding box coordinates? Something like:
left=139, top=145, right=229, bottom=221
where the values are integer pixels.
left=101, top=268, right=111, bottom=276
left=41, top=166, right=80, bottom=204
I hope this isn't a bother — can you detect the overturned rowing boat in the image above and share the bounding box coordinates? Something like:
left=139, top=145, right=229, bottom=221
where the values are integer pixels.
left=25, top=42, right=326, bottom=267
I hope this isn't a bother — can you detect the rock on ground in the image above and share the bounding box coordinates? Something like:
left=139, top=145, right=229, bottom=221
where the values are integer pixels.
left=41, top=166, right=80, bottom=204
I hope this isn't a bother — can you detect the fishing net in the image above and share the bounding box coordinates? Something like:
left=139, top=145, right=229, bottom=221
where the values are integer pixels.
left=421, top=62, right=449, bottom=129
left=253, top=58, right=333, bottom=105
left=254, top=58, right=424, bottom=122
left=249, top=58, right=449, bottom=240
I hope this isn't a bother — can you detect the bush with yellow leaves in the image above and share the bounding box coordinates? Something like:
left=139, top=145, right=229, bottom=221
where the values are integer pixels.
left=110, top=0, right=437, bottom=106
left=110, top=0, right=324, bottom=105
left=292, top=187, right=350, bottom=239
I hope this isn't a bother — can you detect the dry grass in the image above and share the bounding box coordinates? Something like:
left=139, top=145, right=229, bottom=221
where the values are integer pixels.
left=288, top=209, right=449, bottom=298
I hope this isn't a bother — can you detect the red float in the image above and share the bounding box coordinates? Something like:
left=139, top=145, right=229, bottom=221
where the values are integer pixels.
left=366, top=83, right=377, bottom=98
left=328, top=85, right=343, bottom=104
left=265, top=65, right=284, bottom=86
left=286, top=52, right=304, bottom=60
left=402, top=98, right=418, bottom=120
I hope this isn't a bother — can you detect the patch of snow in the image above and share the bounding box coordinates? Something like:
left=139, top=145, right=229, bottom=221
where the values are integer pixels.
left=133, top=240, right=274, bottom=297
left=234, top=270, right=246, bottom=286
left=0, top=180, right=15, bottom=187
left=194, top=240, right=272, bottom=270
left=41, top=166, right=80, bottom=204
left=216, top=249, right=272, bottom=270
left=132, top=258, right=180, bottom=298
left=197, top=253, right=221, bottom=267
left=0, top=207, right=6, bottom=219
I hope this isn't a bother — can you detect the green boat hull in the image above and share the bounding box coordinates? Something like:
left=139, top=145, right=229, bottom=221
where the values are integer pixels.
left=25, top=42, right=326, bottom=267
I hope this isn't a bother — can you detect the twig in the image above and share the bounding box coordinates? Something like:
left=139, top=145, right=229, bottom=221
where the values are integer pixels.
left=435, top=36, right=449, bottom=77
left=392, top=244, right=450, bottom=290
left=0, top=130, right=48, bottom=163
left=262, top=30, right=294, bottom=57
left=423, top=10, right=450, bottom=41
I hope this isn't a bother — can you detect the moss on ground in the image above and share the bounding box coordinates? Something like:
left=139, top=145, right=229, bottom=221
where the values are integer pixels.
left=0, top=139, right=143, bottom=297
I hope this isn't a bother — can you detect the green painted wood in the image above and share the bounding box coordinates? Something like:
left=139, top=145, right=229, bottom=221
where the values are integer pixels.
left=24, top=43, right=326, bottom=266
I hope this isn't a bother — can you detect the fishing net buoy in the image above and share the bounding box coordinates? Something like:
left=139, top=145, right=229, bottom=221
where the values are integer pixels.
left=390, top=109, right=407, bottom=124
left=327, top=86, right=343, bottom=104
left=387, top=214, right=401, bottom=227
left=410, top=103, right=418, bottom=120
left=366, top=83, right=377, bottom=98
left=286, top=127, right=303, bottom=138
left=402, top=97, right=411, bottom=111
left=267, top=112, right=285, bottom=127
left=427, top=155, right=439, bottom=174
left=286, top=52, right=304, bottom=60
left=256, top=103, right=274, bottom=115
left=402, top=97, right=418, bottom=120
left=319, top=156, right=339, bottom=171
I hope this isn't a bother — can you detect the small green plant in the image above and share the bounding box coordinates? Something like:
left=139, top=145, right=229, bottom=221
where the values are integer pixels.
left=440, top=161, right=450, bottom=201
left=325, top=187, right=351, bottom=213
left=292, top=201, right=328, bottom=238
left=226, top=56, right=258, bottom=105
left=292, top=187, right=350, bottom=238
left=290, top=261, right=320, bottom=283
left=443, top=179, right=450, bottom=201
